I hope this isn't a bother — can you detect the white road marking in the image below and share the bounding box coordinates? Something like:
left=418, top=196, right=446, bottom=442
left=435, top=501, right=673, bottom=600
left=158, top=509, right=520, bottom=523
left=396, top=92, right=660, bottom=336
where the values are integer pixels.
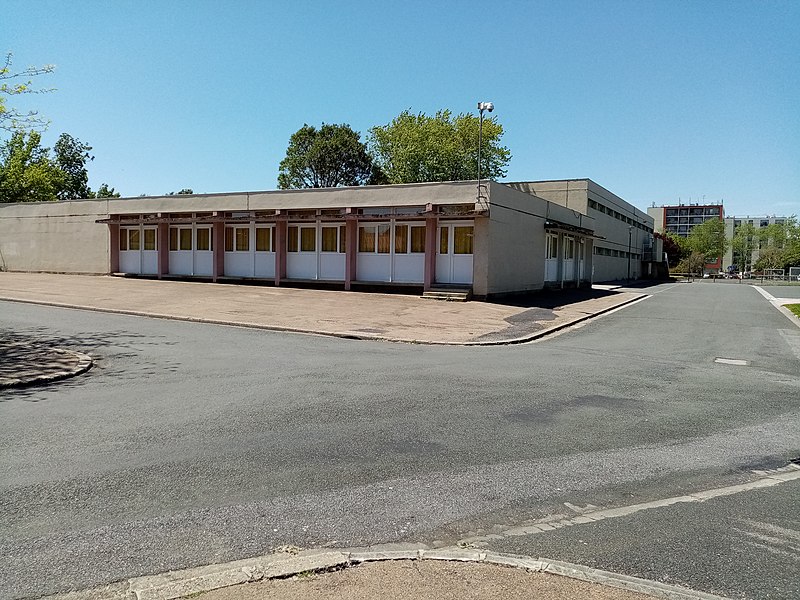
left=456, top=464, right=800, bottom=546
left=714, top=358, right=749, bottom=366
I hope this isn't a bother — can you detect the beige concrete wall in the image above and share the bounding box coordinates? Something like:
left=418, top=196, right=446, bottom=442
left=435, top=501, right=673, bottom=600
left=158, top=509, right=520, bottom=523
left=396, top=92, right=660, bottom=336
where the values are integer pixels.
left=483, top=183, right=545, bottom=295
left=510, top=179, right=655, bottom=282
left=0, top=199, right=111, bottom=273
left=507, top=180, right=589, bottom=213
left=484, top=183, right=594, bottom=295
left=0, top=183, right=481, bottom=276
left=647, top=206, right=664, bottom=232
left=107, top=181, right=479, bottom=214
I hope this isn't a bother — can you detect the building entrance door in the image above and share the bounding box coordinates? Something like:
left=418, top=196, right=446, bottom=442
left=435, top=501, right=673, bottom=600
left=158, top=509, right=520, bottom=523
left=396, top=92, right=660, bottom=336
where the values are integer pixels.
left=435, top=223, right=473, bottom=285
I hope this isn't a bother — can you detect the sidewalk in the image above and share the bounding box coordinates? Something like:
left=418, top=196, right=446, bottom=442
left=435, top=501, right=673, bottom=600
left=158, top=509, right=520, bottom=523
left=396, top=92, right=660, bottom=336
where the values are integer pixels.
left=0, top=272, right=646, bottom=346
left=61, top=546, right=723, bottom=600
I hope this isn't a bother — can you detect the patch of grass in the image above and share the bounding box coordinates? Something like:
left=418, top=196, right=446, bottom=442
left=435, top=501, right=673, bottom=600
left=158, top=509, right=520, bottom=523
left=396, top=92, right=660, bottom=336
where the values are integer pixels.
left=786, top=304, right=800, bottom=318
left=293, top=570, right=316, bottom=580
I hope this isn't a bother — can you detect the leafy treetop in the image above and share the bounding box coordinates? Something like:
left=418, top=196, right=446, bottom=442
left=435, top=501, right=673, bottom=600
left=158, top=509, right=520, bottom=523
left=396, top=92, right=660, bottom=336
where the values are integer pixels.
left=368, top=109, right=511, bottom=184
left=278, top=123, right=374, bottom=189
left=0, top=53, right=55, bottom=132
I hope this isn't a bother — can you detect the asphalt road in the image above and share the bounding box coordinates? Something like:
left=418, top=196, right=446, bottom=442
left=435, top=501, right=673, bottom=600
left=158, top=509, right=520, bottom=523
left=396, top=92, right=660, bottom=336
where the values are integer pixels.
left=1, top=281, right=798, bottom=599
left=487, top=476, right=800, bottom=600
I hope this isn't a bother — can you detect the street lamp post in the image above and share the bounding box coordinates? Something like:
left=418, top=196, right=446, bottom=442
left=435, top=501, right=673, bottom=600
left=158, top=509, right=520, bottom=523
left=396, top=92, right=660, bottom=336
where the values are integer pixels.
left=477, top=101, right=493, bottom=204
left=627, top=225, right=633, bottom=280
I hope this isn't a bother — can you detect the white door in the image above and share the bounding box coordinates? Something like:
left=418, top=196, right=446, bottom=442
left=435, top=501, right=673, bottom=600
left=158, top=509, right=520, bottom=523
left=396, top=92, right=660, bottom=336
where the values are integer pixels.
left=545, top=233, right=559, bottom=281
left=563, top=236, right=575, bottom=281
left=578, top=239, right=585, bottom=280
left=357, top=222, right=391, bottom=281
left=435, top=223, right=473, bottom=285
left=193, top=226, right=213, bottom=276
left=391, top=222, right=425, bottom=283
left=119, top=227, right=142, bottom=274
left=319, top=224, right=346, bottom=280
left=224, top=224, right=254, bottom=277
left=254, top=225, right=275, bottom=278
left=286, top=223, right=319, bottom=279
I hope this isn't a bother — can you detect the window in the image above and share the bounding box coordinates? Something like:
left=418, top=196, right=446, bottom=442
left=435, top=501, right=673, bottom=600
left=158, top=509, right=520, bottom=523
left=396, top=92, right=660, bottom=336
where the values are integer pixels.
left=287, top=226, right=299, bottom=252
left=410, top=226, right=425, bottom=253
left=453, top=226, right=473, bottom=254
left=144, top=229, right=157, bottom=251
left=256, top=227, right=272, bottom=252
left=225, top=226, right=249, bottom=251
left=236, top=227, right=249, bottom=251
left=321, top=226, right=346, bottom=253
left=120, top=230, right=128, bottom=251
left=393, top=224, right=426, bottom=253
left=196, top=228, right=211, bottom=251
left=546, top=234, right=558, bottom=259
left=129, top=228, right=140, bottom=251
left=321, top=227, right=337, bottom=252
left=394, top=225, right=408, bottom=254
left=564, top=237, right=575, bottom=260
left=300, top=226, right=315, bottom=252
left=377, top=225, right=390, bottom=253
left=179, top=228, right=192, bottom=250
left=359, top=225, right=375, bottom=252
left=760, top=220, right=769, bottom=227
left=439, top=227, right=449, bottom=254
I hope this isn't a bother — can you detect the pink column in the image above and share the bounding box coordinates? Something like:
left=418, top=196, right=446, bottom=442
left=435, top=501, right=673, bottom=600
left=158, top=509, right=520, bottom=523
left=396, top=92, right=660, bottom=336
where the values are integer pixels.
left=157, top=222, right=169, bottom=278
left=274, top=220, right=287, bottom=286
left=423, top=216, right=438, bottom=291
left=108, top=223, right=120, bottom=274
left=344, top=217, right=358, bottom=290
left=212, top=221, right=224, bottom=282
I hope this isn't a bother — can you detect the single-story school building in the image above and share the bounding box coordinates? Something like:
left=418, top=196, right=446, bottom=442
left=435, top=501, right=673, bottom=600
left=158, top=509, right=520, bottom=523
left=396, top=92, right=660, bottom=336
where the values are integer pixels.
left=0, top=179, right=660, bottom=298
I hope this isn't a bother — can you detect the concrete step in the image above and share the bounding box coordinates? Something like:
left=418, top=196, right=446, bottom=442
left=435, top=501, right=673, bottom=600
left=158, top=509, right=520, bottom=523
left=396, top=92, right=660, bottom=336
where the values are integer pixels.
left=422, top=289, right=472, bottom=302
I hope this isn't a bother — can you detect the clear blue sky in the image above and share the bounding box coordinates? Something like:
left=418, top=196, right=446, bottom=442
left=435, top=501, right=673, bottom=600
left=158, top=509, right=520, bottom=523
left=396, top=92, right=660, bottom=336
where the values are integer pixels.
left=5, top=0, right=799, bottom=217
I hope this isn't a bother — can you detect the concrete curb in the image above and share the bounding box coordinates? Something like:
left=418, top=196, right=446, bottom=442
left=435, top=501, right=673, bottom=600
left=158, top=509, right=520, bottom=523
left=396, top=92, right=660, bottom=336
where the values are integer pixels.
left=44, top=546, right=729, bottom=600
left=0, top=293, right=648, bottom=347
left=0, top=347, right=93, bottom=388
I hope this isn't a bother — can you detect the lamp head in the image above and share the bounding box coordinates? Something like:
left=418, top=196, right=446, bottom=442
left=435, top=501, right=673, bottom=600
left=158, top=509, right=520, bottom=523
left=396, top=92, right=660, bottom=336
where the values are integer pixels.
left=478, top=101, right=494, bottom=112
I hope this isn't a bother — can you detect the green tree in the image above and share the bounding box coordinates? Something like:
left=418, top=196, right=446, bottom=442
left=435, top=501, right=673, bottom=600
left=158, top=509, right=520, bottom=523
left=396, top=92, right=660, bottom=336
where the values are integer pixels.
left=368, top=109, right=511, bottom=184
left=54, top=133, right=93, bottom=200
left=687, top=218, right=728, bottom=264
left=0, top=53, right=55, bottom=132
left=278, top=123, right=373, bottom=189
left=166, top=188, right=194, bottom=195
left=675, top=252, right=707, bottom=276
left=753, top=247, right=785, bottom=272
left=0, top=130, right=62, bottom=202
left=783, top=217, right=800, bottom=267
left=731, top=221, right=757, bottom=270
left=657, top=230, right=689, bottom=268
left=94, top=183, right=120, bottom=198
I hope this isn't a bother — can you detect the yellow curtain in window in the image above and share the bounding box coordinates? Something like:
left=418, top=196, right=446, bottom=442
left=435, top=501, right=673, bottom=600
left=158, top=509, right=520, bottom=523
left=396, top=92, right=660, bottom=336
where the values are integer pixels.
left=144, top=229, right=157, bottom=250
left=453, top=226, right=473, bottom=255
left=411, top=226, right=425, bottom=253
left=377, top=224, right=391, bottom=253
left=300, top=227, right=316, bottom=252
left=256, top=227, right=271, bottom=252
left=321, top=227, right=337, bottom=252
left=394, top=225, right=408, bottom=254
left=359, top=226, right=375, bottom=252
